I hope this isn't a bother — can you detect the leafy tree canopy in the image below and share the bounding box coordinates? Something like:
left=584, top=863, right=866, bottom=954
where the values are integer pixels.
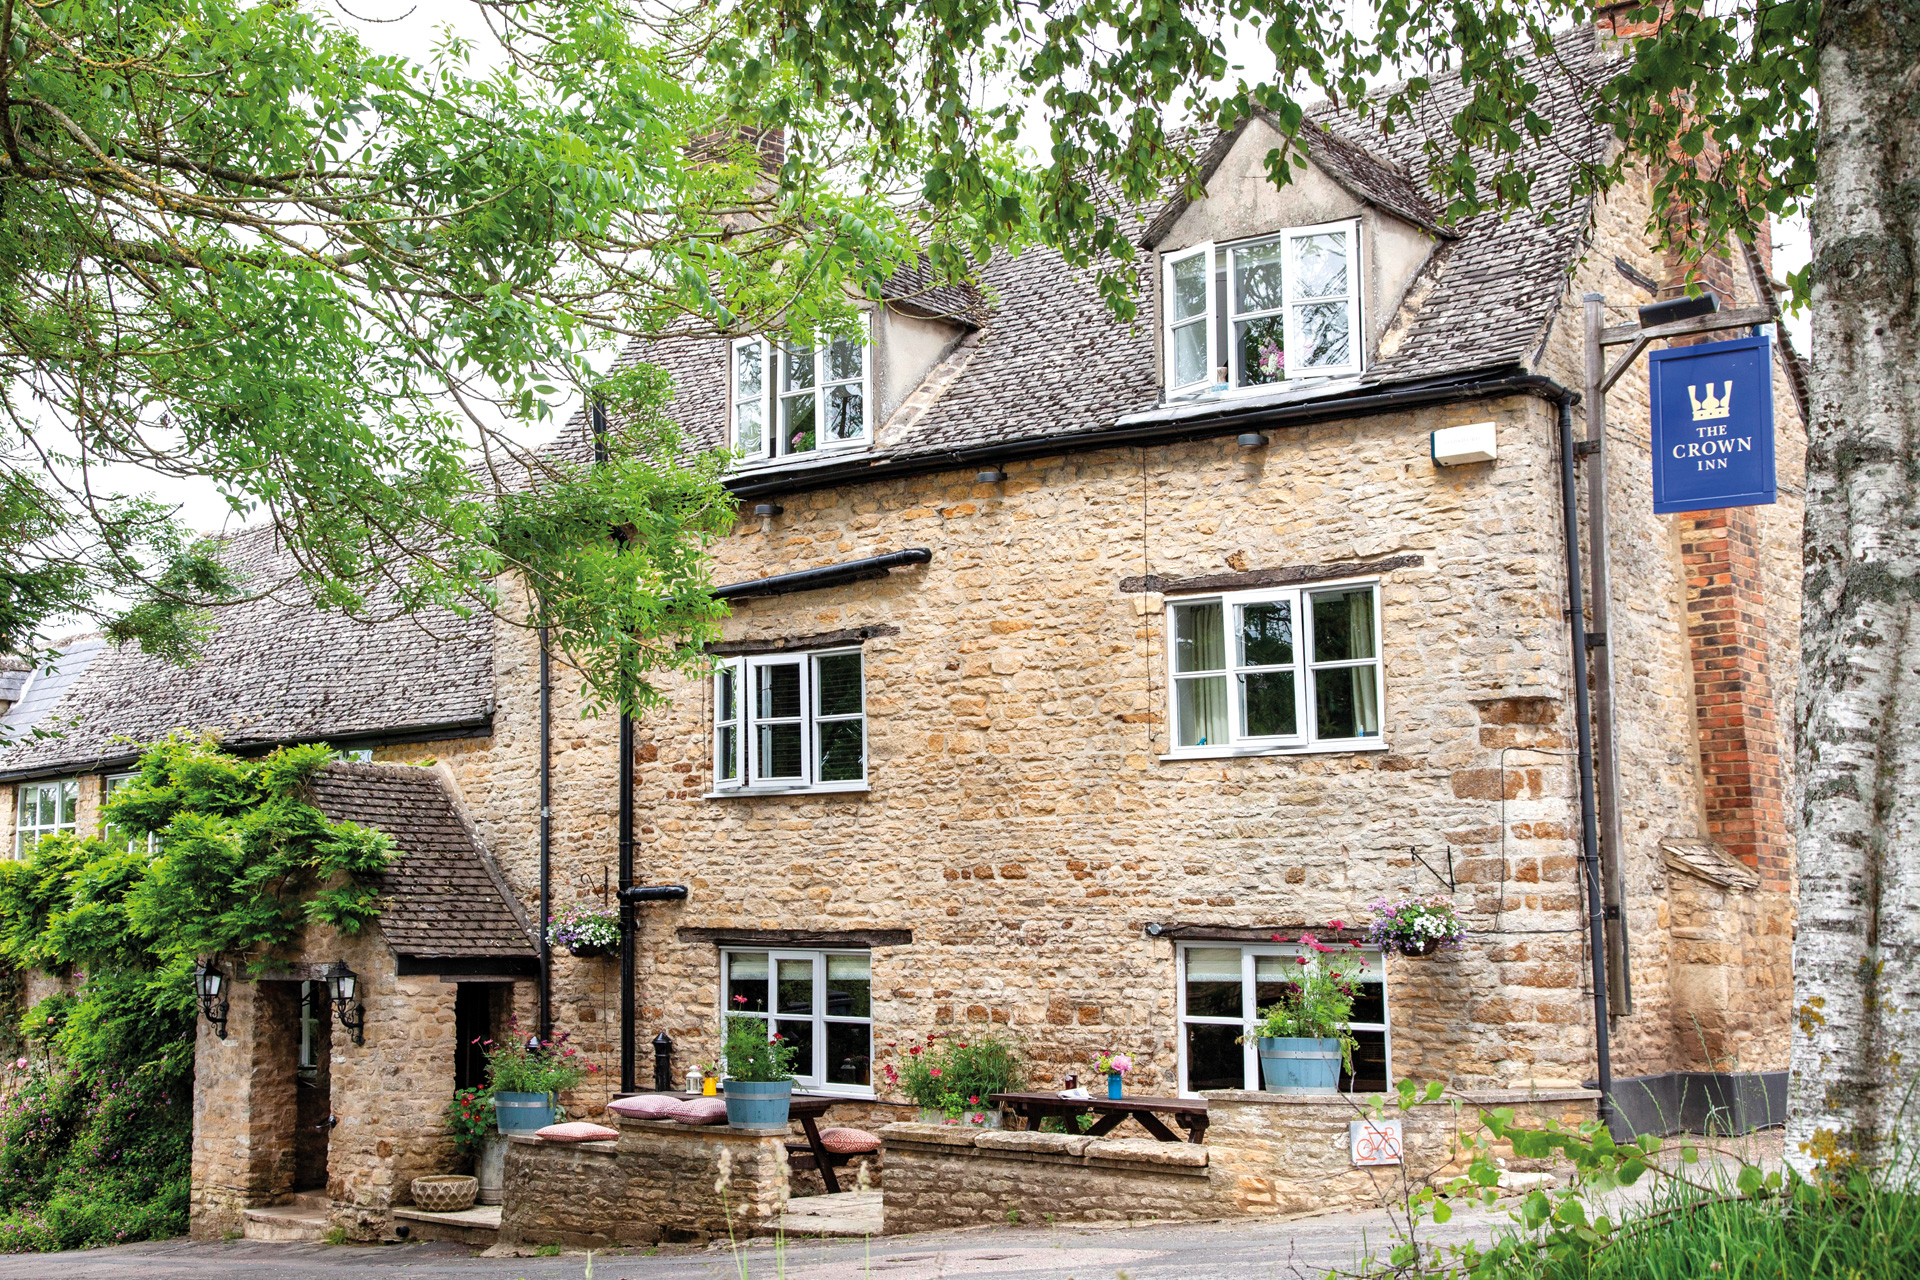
left=723, top=0, right=1816, bottom=314
left=1, top=0, right=1002, bottom=712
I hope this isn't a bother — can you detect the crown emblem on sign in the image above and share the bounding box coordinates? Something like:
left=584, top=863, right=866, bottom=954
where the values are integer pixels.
left=1689, top=381, right=1732, bottom=421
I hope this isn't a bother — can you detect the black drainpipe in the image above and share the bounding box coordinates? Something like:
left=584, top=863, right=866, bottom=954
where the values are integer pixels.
left=617, top=706, right=637, bottom=1091
left=1557, top=395, right=1615, bottom=1131
left=538, top=626, right=552, bottom=1043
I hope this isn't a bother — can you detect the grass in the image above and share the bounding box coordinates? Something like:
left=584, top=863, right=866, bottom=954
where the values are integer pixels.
left=1478, top=1177, right=1920, bottom=1280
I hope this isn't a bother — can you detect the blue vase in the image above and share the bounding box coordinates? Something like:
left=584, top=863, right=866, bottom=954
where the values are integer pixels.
left=722, top=1080, right=794, bottom=1132
left=1108, top=1073, right=1123, bottom=1100
left=494, top=1091, right=557, bottom=1133
left=1257, top=1037, right=1342, bottom=1094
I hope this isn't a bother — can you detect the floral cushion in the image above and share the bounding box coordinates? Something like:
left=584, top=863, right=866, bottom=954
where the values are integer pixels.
left=818, top=1126, right=882, bottom=1154
left=535, top=1121, right=620, bottom=1143
left=668, top=1097, right=730, bottom=1125
left=606, top=1094, right=679, bottom=1119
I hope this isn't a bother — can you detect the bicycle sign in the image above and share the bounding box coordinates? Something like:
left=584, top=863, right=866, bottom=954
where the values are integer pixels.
left=1349, top=1117, right=1404, bottom=1167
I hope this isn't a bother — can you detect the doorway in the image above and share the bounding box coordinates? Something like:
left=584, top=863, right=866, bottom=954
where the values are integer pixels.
left=293, top=980, right=331, bottom=1192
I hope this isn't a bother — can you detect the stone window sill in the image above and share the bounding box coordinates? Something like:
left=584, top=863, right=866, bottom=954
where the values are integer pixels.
left=704, top=784, right=871, bottom=800
left=1160, top=740, right=1390, bottom=763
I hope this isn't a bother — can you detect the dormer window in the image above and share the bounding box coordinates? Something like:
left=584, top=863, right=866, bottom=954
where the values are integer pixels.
left=1162, top=220, right=1362, bottom=398
left=731, top=328, right=872, bottom=461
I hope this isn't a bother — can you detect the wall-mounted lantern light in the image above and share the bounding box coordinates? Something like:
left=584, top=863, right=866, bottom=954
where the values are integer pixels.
left=324, top=960, right=366, bottom=1046
left=192, top=958, right=230, bottom=1040
left=1237, top=432, right=1269, bottom=450
left=751, top=501, right=783, bottom=518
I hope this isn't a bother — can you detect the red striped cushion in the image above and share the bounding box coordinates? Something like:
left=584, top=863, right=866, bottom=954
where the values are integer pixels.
left=669, top=1097, right=730, bottom=1125
left=818, top=1127, right=882, bottom=1154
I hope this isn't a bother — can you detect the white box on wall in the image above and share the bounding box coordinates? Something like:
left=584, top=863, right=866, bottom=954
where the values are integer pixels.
left=1431, top=421, right=1498, bottom=466
left=1350, top=1117, right=1404, bottom=1166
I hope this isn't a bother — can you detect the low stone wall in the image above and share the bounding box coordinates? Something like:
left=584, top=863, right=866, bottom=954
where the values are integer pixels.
left=499, top=1117, right=790, bottom=1249
left=1203, top=1088, right=1600, bottom=1216
left=880, top=1124, right=1212, bottom=1233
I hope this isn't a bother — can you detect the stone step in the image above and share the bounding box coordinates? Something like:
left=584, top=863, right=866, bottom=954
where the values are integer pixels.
left=242, top=1204, right=330, bottom=1243
left=761, top=1190, right=884, bottom=1239
left=393, top=1203, right=501, bottom=1246
left=288, top=1190, right=331, bottom=1211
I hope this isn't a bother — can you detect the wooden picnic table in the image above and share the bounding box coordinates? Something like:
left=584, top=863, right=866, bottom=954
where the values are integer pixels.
left=989, top=1091, right=1210, bottom=1144
left=615, top=1091, right=856, bottom=1193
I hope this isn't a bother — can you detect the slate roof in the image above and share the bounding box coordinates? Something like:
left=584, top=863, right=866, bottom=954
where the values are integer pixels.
left=0, top=638, right=107, bottom=741
left=307, top=762, right=535, bottom=960
left=0, top=526, right=494, bottom=779
left=580, top=27, right=1611, bottom=476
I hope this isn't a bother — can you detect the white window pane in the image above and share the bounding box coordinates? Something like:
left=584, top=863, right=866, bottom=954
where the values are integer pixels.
left=817, top=721, right=863, bottom=782
left=1239, top=672, right=1297, bottom=738
left=757, top=724, right=804, bottom=779
left=783, top=392, right=816, bottom=453
left=1172, top=602, right=1225, bottom=673
left=717, top=726, right=739, bottom=781
left=825, top=1020, right=871, bottom=1087
left=1172, top=320, right=1208, bottom=387
left=826, top=338, right=863, bottom=382
left=776, top=958, right=815, bottom=1013
left=1184, top=948, right=1243, bottom=1017
left=1233, top=242, right=1284, bottom=312
left=1176, top=675, right=1228, bottom=748
left=825, top=384, right=863, bottom=441
left=781, top=346, right=816, bottom=391
left=1293, top=300, right=1351, bottom=368
left=814, top=653, right=861, bottom=716
left=735, top=402, right=764, bottom=455
left=1293, top=231, right=1348, bottom=298
left=1315, top=667, right=1382, bottom=739
left=1235, top=316, right=1286, bottom=386
left=1171, top=253, right=1209, bottom=321
left=825, top=955, right=870, bottom=1018
left=1311, top=589, right=1376, bottom=662
left=37, top=788, right=54, bottom=826
left=717, top=667, right=737, bottom=722
left=755, top=663, right=803, bottom=719
left=1237, top=601, right=1294, bottom=666
left=735, top=342, right=763, bottom=396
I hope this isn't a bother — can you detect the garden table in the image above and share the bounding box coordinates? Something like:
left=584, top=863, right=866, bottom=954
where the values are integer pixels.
left=988, top=1091, right=1210, bottom=1144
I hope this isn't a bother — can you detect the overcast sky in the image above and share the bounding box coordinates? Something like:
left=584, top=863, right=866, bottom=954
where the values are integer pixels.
left=81, top=1, right=1813, bottom=544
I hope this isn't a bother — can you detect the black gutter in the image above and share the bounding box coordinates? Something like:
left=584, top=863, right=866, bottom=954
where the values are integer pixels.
left=726, top=366, right=1561, bottom=500
left=538, top=626, right=553, bottom=1043
left=1555, top=393, right=1616, bottom=1135
left=713, top=549, right=932, bottom=601
left=0, top=713, right=497, bottom=785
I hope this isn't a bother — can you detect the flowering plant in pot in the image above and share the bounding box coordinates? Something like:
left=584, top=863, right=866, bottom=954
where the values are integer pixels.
left=444, top=1086, right=509, bottom=1204
left=483, top=1030, right=595, bottom=1132
left=720, top=1014, right=800, bottom=1131
left=1362, top=896, right=1464, bottom=957
left=1094, top=1050, right=1134, bottom=1099
left=885, top=1030, right=1025, bottom=1126
left=546, top=903, right=619, bottom=958
left=1238, top=935, right=1361, bottom=1094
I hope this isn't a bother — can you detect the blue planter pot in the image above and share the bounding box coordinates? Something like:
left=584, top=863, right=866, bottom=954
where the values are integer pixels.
left=1258, top=1037, right=1342, bottom=1094
left=723, top=1080, right=794, bottom=1132
left=1108, top=1073, right=1124, bottom=1100
left=494, top=1091, right=558, bottom=1133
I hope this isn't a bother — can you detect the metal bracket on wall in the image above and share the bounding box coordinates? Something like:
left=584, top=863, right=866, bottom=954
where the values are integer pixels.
left=1411, top=844, right=1456, bottom=894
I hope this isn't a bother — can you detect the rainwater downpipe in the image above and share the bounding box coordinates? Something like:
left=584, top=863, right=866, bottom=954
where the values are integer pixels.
left=538, top=625, right=552, bottom=1044
left=1557, top=395, right=1616, bottom=1132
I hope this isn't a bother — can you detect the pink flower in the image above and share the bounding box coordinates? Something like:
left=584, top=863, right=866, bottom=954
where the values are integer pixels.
left=1109, top=1054, right=1133, bottom=1074
left=929, top=1067, right=942, bottom=1078
left=12, top=1059, right=23, bottom=1070
left=1329, top=920, right=1345, bottom=931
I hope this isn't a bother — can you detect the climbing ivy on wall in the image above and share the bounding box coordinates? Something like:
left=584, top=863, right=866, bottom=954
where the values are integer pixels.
left=0, top=736, right=394, bottom=1250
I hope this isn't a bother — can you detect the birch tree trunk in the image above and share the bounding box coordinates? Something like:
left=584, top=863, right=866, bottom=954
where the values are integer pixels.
left=1786, top=0, right=1920, bottom=1176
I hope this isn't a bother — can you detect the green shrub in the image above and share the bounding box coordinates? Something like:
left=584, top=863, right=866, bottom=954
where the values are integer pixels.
left=889, top=1029, right=1026, bottom=1117
left=722, top=1014, right=800, bottom=1084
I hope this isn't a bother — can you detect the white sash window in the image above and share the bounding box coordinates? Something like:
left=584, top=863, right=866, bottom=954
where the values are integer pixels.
left=712, top=648, right=867, bottom=794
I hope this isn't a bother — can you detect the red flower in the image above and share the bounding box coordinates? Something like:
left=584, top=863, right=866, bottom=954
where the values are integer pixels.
left=929, top=1068, right=942, bottom=1078
left=969, top=1095, right=980, bottom=1105
left=733, top=995, right=748, bottom=1004
left=1329, top=920, right=1345, bottom=931
left=909, top=1046, right=921, bottom=1056
left=1296, top=956, right=1310, bottom=966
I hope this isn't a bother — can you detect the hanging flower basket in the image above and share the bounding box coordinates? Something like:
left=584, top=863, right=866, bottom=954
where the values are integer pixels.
left=547, top=903, right=619, bottom=959
left=1361, top=897, right=1465, bottom=957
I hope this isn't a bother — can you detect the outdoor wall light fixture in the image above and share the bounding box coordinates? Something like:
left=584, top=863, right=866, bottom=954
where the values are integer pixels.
left=975, top=466, right=1006, bottom=484
left=324, top=960, right=366, bottom=1046
left=192, top=958, right=230, bottom=1039
left=751, top=501, right=783, bottom=518
left=1237, top=432, right=1270, bottom=450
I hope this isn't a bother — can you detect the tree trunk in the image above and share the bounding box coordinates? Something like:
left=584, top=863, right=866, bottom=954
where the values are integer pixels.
left=1785, top=0, right=1920, bottom=1175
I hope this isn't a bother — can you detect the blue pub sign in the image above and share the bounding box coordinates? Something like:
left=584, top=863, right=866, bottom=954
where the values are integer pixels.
left=1647, top=335, right=1776, bottom=514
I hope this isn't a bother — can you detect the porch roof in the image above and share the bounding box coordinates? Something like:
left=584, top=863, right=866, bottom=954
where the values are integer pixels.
left=307, top=762, right=536, bottom=962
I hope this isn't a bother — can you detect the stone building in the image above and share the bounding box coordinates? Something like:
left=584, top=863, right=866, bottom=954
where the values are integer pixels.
left=0, top=26, right=1806, bottom=1239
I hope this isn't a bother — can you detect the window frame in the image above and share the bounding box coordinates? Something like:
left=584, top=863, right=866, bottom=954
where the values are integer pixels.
left=1174, top=941, right=1390, bottom=1098
left=13, top=778, right=78, bottom=858
left=1162, top=577, right=1386, bottom=758
left=1162, top=240, right=1219, bottom=399
left=102, top=772, right=157, bottom=853
left=1161, top=221, right=1364, bottom=399
left=720, top=947, right=875, bottom=1098
left=729, top=321, right=873, bottom=462
left=710, top=646, right=869, bottom=796
left=1281, top=219, right=1364, bottom=380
